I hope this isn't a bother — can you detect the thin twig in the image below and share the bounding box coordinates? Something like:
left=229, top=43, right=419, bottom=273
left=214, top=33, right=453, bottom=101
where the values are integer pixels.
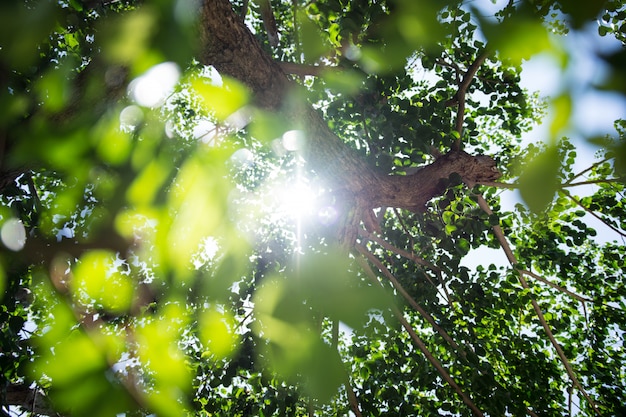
left=476, top=180, right=518, bottom=189
left=567, top=156, right=612, bottom=182
left=564, top=178, right=623, bottom=187
left=519, top=269, right=591, bottom=303
left=392, top=208, right=415, bottom=248
left=526, top=406, right=540, bottom=417
left=561, top=189, right=626, bottom=237
left=278, top=62, right=339, bottom=76
left=474, top=193, right=601, bottom=416
left=240, top=0, right=249, bottom=21
left=448, top=50, right=490, bottom=150
left=358, top=229, right=453, bottom=304
left=359, top=228, right=440, bottom=272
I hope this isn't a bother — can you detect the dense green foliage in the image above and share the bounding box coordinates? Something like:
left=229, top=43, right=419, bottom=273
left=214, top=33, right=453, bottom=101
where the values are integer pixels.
left=1, top=1, right=625, bottom=416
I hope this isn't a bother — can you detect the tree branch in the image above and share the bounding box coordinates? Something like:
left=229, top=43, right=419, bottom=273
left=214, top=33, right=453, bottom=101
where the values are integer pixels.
left=473, top=193, right=601, bottom=416
left=561, top=189, right=626, bottom=237
left=445, top=51, right=489, bottom=150
left=344, top=376, right=363, bottom=417
left=519, top=269, right=591, bottom=303
left=355, top=243, right=467, bottom=357
left=354, top=250, right=484, bottom=417
left=563, top=178, right=623, bottom=187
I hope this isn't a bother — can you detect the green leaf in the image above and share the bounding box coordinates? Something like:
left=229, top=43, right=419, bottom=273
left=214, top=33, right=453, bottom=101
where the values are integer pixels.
left=518, top=145, right=561, bottom=213
left=550, top=94, right=572, bottom=136
left=191, top=75, right=250, bottom=121
left=298, top=14, right=330, bottom=63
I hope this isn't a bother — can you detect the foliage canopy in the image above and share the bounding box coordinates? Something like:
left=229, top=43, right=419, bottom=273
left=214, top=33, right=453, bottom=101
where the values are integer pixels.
left=1, top=0, right=625, bottom=416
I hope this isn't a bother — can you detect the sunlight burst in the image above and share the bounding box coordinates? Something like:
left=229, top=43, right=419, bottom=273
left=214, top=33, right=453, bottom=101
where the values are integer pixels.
left=276, top=181, right=317, bottom=220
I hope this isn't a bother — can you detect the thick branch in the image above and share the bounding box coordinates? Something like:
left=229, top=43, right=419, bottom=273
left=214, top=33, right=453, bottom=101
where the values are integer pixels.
left=278, top=62, right=340, bottom=76
left=372, top=152, right=500, bottom=211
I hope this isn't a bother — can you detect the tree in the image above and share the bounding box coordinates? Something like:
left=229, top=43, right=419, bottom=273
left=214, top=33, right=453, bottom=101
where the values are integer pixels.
left=1, top=0, right=625, bottom=416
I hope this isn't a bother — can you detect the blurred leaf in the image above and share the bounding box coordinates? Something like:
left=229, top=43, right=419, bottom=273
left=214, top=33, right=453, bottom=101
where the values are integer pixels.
left=298, top=14, right=330, bottom=63
left=72, top=250, right=135, bottom=313
left=199, top=306, right=240, bottom=359
left=98, top=8, right=161, bottom=73
left=518, top=144, right=561, bottom=213
left=550, top=93, right=572, bottom=136
left=253, top=305, right=344, bottom=402
left=481, top=14, right=553, bottom=65
left=322, top=69, right=365, bottom=96
left=559, top=0, right=607, bottom=28
left=35, top=60, right=75, bottom=112
left=295, top=249, right=393, bottom=330
left=92, top=113, right=134, bottom=165
left=249, top=109, right=289, bottom=142
left=190, top=75, right=249, bottom=121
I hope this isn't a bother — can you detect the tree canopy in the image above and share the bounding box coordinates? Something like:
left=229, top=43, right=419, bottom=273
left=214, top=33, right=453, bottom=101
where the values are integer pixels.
left=1, top=0, right=625, bottom=416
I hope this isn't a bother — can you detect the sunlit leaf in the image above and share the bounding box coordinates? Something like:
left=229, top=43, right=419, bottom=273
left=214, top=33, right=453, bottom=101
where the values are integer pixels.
left=72, top=250, right=134, bottom=313
left=550, top=94, right=572, bottom=136
left=166, top=153, right=225, bottom=276
left=135, top=303, right=192, bottom=416
left=518, top=144, right=561, bottom=213
left=127, top=157, right=171, bottom=206
left=190, top=76, right=249, bottom=121
left=199, top=306, right=239, bottom=359
left=34, top=331, right=107, bottom=387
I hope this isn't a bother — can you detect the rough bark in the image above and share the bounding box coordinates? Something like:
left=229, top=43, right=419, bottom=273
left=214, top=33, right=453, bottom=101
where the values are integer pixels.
left=3, top=384, right=60, bottom=417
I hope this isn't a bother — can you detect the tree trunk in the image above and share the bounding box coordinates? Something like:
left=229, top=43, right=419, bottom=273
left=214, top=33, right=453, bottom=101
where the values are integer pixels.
left=199, top=0, right=500, bottom=235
